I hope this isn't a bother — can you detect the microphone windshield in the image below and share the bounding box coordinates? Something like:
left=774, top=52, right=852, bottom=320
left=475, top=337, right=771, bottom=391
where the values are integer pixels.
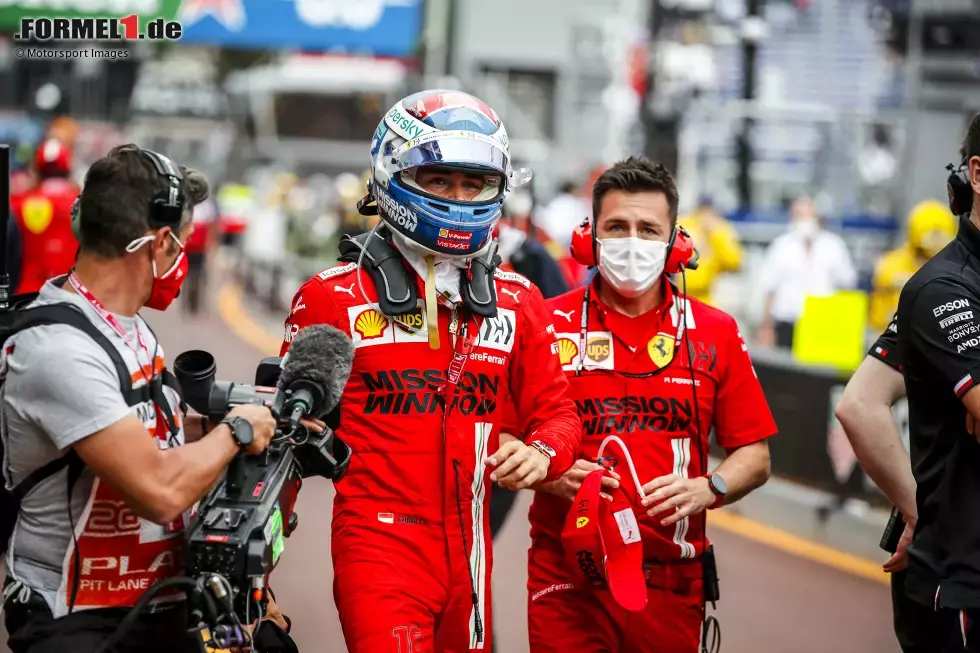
left=279, top=324, right=354, bottom=414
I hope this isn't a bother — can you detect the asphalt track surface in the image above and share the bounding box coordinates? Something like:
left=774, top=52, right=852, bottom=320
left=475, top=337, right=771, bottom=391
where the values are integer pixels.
left=1, top=284, right=899, bottom=653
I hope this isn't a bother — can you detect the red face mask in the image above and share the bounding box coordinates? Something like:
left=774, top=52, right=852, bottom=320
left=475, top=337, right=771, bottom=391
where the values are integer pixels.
left=128, top=232, right=189, bottom=311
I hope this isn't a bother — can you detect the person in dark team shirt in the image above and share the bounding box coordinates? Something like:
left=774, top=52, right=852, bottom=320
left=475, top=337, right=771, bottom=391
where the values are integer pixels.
left=896, top=113, right=980, bottom=649
left=836, top=313, right=953, bottom=652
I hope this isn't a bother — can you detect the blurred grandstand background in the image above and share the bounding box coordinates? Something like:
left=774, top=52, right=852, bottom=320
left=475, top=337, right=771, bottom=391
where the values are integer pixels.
left=2, top=0, right=979, bottom=648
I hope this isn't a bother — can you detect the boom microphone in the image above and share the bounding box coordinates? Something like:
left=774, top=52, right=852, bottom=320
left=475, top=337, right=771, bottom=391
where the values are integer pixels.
left=278, top=324, right=354, bottom=427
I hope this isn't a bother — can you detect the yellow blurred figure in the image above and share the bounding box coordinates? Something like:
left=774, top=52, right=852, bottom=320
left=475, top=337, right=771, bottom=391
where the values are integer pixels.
left=870, top=199, right=957, bottom=332
left=337, top=169, right=378, bottom=237
left=267, top=172, right=299, bottom=207
left=676, top=197, right=743, bottom=305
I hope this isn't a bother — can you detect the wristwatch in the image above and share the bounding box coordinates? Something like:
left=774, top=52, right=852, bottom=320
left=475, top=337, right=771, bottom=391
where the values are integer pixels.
left=529, top=440, right=556, bottom=461
left=706, top=473, right=727, bottom=508
left=221, top=416, right=254, bottom=450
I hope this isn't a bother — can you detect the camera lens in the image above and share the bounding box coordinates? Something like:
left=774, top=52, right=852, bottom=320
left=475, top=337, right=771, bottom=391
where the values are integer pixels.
left=173, top=350, right=217, bottom=415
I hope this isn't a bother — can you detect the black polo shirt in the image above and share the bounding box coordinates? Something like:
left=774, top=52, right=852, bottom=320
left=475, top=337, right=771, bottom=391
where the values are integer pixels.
left=869, top=312, right=901, bottom=372
left=897, top=214, right=980, bottom=609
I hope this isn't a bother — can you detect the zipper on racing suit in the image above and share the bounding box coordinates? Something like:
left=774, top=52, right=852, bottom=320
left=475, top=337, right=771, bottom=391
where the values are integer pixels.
left=443, top=305, right=485, bottom=644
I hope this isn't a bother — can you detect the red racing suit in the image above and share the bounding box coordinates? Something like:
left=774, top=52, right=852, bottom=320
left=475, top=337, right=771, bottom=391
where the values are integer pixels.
left=12, top=178, right=80, bottom=294
left=522, top=279, right=777, bottom=653
left=281, top=262, right=580, bottom=653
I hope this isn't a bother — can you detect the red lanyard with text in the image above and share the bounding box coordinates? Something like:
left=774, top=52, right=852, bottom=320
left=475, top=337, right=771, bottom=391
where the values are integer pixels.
left=575, top=285, right=685, bottom=377
left=68, top=272, right=154, bottom=384
left=447, top=304, right=477, bottom=387
left=441, top=304, right=478, bottom=433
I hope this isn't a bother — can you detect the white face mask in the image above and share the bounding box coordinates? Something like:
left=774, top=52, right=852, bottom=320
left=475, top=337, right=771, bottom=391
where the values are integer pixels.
left=496, top=224, right=527, bottom=263
left=597, top=237, right=667, bottom=298
left=793, top=219, right=819, bottom=239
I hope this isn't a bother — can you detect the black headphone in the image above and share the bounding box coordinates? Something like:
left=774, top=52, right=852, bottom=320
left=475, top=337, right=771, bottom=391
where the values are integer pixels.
left=70, top=149, right=185, bottom=240
left=947, top=157, right=972, bottom=216
left=142, top=149, right=185, bottom=229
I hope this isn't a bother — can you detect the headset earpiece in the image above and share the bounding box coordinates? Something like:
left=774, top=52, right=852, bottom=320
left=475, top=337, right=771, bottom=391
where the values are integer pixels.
left=947, top=159, right=973, bottom=216
left=570, top=217, right=596, bottom=267
left=664, top=225, right=699, bottom=275
left=142, top=149, right=185, bottom=229
left=70, top=195, right=82, bottom=240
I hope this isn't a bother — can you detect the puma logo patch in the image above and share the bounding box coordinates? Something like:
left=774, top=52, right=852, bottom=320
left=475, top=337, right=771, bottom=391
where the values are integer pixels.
left=335, top=283, right=356, bottom=298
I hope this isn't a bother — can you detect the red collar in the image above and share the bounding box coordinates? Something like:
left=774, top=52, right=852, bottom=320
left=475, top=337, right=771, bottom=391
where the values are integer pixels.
left=588, top=277, right=677, bottom=322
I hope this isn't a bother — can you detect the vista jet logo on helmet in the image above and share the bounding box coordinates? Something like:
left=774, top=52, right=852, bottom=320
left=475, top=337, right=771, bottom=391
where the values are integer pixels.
left=376, top=186, right=418, bottom=233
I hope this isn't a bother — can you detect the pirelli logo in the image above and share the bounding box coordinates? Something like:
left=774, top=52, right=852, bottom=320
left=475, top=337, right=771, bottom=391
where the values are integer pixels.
left=940, top=310, right=974, bottom=330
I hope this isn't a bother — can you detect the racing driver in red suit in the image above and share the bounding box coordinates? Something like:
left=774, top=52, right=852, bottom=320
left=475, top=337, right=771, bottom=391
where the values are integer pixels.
left=516, top=157, right=776, bottom=652
left=280, top=90, right=580, bottom=653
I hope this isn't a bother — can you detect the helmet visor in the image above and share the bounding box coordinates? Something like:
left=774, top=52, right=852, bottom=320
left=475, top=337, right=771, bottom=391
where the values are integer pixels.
left=400, top=166, right=505, bottom=203
left=388, top=131, right=510, bottom=181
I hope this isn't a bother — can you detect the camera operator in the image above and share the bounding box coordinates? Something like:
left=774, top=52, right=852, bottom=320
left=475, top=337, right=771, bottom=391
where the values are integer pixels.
left=836, top=313, right=953, bottom=652
left=896, top=113, right=980, bottom=650
left=0, top=145, right=277, bottom=653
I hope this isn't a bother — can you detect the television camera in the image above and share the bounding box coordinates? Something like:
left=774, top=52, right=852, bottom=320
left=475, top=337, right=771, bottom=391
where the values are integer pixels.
left=173, top=324, right=353, bottom=618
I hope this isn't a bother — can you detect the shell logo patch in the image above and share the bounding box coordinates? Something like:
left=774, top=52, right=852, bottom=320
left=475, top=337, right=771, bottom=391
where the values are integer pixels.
left=557, top=338, right=579, bottom=366
left=354, top=309, right=389, bottom=339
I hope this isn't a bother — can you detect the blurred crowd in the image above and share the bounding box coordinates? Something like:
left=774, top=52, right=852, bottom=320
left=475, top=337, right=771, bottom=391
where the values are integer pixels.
left=4, top=117, right=960, bottom=358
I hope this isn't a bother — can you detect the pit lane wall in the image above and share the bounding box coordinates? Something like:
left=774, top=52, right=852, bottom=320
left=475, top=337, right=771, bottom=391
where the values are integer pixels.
left=239, top=257, right=900, bottom=506
left=741, top=347, right=906, bottom=505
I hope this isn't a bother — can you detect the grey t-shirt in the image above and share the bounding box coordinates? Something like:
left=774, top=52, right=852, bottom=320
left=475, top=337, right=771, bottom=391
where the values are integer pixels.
left=1, top=279, right=156, bottom=612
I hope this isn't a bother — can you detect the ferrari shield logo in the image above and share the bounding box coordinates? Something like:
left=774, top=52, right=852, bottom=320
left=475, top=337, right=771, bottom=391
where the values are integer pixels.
left=577, top=517, right=589, bottom=529
left=647, top=334, right=675, bottom=369
left=21, top=197, right=53, bottom=235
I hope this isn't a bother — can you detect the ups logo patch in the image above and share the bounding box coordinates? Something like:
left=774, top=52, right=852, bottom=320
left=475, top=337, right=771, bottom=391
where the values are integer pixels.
left=586, top=337, right=611, bottom=363
left=393, top=307, right=424, bottom=332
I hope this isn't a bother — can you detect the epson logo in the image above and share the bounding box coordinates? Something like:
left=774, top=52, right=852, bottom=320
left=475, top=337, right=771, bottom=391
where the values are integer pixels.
left=375, top=186, right=418, bottom=232
left=940, top=310, right=974, bottom=329
left=934, top=299, right=970, bottom=318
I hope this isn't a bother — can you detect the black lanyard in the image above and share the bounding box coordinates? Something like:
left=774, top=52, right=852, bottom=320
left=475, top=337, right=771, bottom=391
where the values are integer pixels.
left=575, top=284, right=686, bottom=378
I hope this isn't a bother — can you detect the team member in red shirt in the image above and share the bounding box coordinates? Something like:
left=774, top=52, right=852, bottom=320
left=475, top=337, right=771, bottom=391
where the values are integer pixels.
left=281, top=90, right=580, bottom=653
left=522, top=157, right=776, bottom=652
left=11, top=139, right=80, bottom=295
